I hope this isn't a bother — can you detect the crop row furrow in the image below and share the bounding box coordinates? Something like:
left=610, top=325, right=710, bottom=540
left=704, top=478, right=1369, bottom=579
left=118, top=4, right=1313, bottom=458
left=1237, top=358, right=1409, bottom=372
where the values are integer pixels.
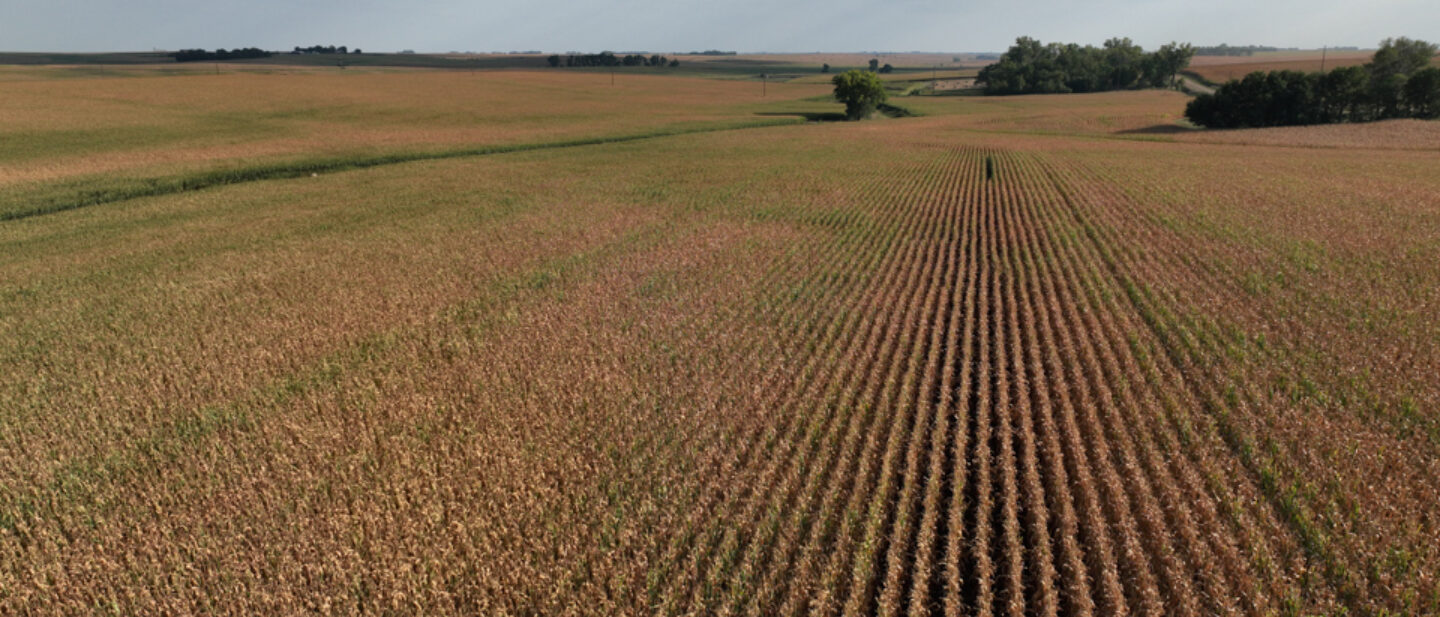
left=950, top=165, right=996, bottom=616
left=646, top=158, right=936, bottom=611
left=987, top=162, right=1030, bottom=617
left=901, top=147, right=985, bottom=617
left=1005, top=154, right=1099, bottom=617
left=871, top=147, right=978, bottom=617
left=1095, top=162, right=1431, bottom=611
left=743, top=166, right=956, bottom=614
left=806, top=147, right=964, bottom=617
left=696, top=160, right=955, bottom=614
left=1034, top=157, right=1332, bottom=610
left=1011, top=152, right=1243, bottom=614
left=1000, top=157, right=1167, bottom=614
left=1013, top=153, right=1256, bottom=615
left=767, top=150, right=966, bottom=616
left=1038, top=158, right=1332, bottom=609
left=995, top=161, right=1061, bottom=617
left=1025, top=160, right=1219, bottom=614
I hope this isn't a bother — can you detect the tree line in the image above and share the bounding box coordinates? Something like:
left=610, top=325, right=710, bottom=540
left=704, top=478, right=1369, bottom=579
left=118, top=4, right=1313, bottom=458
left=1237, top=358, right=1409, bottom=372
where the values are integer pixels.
left=1185, top=38, right=1440, bottom=128
left=172, top=48, right=271, bottom=62
left=290, top=45, right=359, bottom=55
left=976, top=37, right=1194, bottom=95
left=1194, top=44, right=1281, bottom=57
left=549, top=52, right=679, bottom=68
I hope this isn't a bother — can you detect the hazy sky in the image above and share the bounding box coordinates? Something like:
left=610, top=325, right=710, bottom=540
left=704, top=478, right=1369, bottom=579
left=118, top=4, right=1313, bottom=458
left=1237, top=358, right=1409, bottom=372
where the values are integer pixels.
left=1, top=0, right=1434, bottom=53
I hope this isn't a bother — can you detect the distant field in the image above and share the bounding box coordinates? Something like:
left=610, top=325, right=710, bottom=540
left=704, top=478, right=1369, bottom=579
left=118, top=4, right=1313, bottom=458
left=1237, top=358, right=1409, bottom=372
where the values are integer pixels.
left=3, top=67, right=1439, bottom=615
left=1187, top=50, right=1374, bottom=66
left=682, top=52, right=984, bottom=70
left=1188, top=51, right=1373, bottom=83
left=0, top=51, right=548, bottom=70
left=0, top=50, right=986, bottom=75
left=0, top=69, right=831, bottom=218
left=0, top=51, right=178, bottom=65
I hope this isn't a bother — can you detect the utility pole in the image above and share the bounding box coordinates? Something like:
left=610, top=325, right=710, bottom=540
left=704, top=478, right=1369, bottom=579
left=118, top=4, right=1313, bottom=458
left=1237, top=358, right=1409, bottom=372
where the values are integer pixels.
left=1320, top=45, right=1328, bottom=73
left=761, top=73, right=767, bottom=97
left=611, top=67, right=615, bottom=86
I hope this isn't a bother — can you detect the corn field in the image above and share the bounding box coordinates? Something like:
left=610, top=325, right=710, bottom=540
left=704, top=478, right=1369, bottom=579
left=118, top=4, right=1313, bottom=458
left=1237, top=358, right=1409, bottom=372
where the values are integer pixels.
left=2, top=71, right=1438, bottom=615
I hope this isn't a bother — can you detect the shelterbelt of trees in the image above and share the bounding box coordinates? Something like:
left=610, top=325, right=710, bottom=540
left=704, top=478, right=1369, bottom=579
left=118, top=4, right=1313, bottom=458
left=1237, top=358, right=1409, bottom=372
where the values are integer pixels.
left=172, top=45, right=362, bottom=62
left=1194, top=44, right=1284, bottom=57
left=171, top=48, right=271, bottom=62
left=1186, top=38, right=1440, bottom=128
left=976, top=37, right=1194, bottom=95
left=548, top=52, right=679, bottom=68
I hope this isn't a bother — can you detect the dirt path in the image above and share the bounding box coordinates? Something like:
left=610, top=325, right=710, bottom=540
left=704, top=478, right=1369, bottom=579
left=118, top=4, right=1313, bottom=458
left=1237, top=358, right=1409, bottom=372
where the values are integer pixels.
left=1179, top=76, right=1214, bottom=96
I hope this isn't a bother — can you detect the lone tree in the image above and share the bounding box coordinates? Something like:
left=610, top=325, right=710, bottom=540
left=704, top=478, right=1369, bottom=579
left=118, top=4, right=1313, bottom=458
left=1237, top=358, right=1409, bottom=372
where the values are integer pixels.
left=833, top=69, right=887, bottom=120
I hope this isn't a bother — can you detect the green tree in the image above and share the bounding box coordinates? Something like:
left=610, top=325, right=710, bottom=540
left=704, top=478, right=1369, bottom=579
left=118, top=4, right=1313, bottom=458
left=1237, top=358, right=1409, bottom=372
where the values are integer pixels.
left=1187, top=37, right=1438, bottom=128
left=821, top=63, right=830, bottom=73
left=832, top=70, right=887, bottom=120
left=1101, top=37, right=1144, bottom=90
left=1403, top=67, right=1440, bottom=118
left=1147, top=42, right=1195, bottom=88
left=1186, top=70, right=1319, bottom=128
left=976, top=36, right=1191, bottom=95
left=1318, top=65, right=1369, bottom=121
left=1184, top=92, right=1220, bottom=127
left=1367, top=37, right=1439, bottom=81
left=547, top=55, right=562, bottom=67
left=868, top=58, right=879, bottom=72
left=977, top=36, right=1047, bottom=94
left=879, top=63, right=894, bottom=74
left=1369, top=72, right=1409, bottom=119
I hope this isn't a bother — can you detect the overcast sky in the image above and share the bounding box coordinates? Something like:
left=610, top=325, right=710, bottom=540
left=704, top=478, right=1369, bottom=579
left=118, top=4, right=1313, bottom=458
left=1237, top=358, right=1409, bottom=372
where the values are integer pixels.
left=1, top=0, right=1434, bottom=53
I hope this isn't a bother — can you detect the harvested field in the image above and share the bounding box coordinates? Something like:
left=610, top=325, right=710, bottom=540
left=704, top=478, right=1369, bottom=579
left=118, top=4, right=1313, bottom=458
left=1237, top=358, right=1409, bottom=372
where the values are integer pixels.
left=1187, top=51, right=1374, bottom=83
left=3, top=69, right=1439, bottom=615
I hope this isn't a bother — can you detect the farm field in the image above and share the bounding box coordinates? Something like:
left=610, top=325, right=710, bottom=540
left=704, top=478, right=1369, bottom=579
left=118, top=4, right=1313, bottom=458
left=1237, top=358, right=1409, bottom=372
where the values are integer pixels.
left=1186, top=50, right=1375, bottom=83
left=2, top=67, right=1439, bottom=615
left=0, top=68, right=829, bottom=219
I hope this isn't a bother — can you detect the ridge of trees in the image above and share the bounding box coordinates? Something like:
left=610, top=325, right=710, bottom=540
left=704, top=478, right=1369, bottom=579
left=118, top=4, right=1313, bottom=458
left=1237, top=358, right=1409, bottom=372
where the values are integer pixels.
left=1185, top=37, right=1440, bottom=128
left=976, top=37, right=1194, bottom=95
left=549, top=52, right=679, bottom=68
left=172, top=48, right=271, bottom=62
